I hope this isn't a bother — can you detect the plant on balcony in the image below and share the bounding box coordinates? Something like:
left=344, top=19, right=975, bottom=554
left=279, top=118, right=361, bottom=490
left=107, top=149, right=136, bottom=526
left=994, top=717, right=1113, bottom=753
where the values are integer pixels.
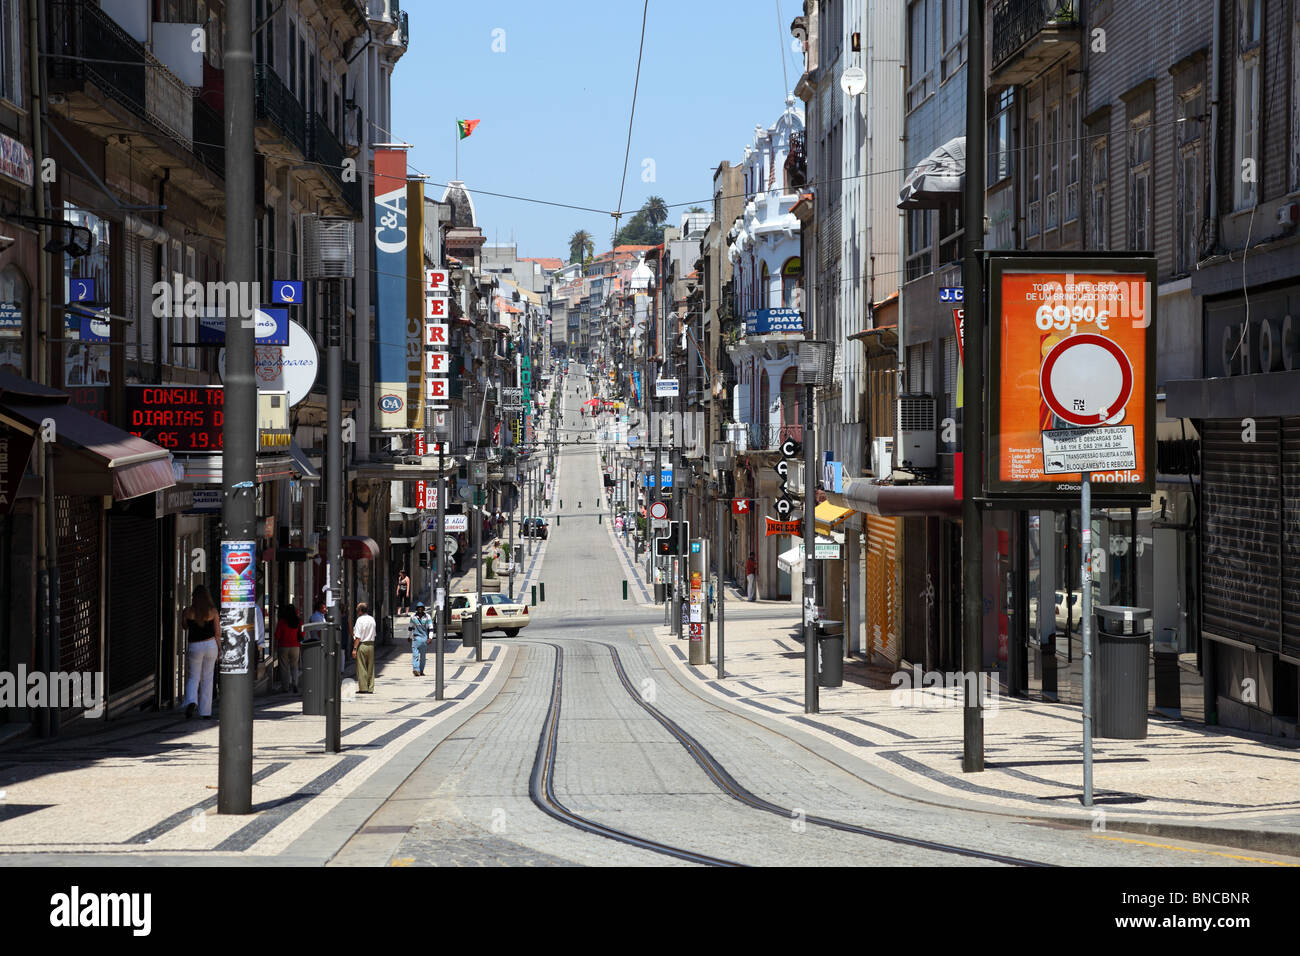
left=1048, top=2, right=1077, bottom=24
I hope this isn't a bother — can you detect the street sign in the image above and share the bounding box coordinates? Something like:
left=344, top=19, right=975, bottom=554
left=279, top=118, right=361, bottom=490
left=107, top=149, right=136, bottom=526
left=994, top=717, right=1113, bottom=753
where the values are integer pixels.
left=444, top=535, right=459, bottom=556
left=444, top=514, right=469, bottom=532
left=1039, top=333, right=1133, bottom=427
left=1041, top=426, right=1137, bottom=474
left=765, top=517, right=801, bottom=536
left=655, top=378, right=679, bottom=397
left=815, top=541, right=840, bottom=560
left=648, top=501, right=668, bottom=520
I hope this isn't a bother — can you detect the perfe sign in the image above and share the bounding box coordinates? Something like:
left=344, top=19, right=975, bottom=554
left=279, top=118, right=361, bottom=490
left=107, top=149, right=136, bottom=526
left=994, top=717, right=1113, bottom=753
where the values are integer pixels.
left=985, top=255, right=1156, bottom=501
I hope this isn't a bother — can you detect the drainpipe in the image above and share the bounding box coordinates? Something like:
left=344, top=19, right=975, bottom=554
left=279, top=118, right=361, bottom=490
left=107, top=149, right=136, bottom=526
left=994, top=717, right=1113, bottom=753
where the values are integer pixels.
left=1207, top=1, right=1222, bottom=253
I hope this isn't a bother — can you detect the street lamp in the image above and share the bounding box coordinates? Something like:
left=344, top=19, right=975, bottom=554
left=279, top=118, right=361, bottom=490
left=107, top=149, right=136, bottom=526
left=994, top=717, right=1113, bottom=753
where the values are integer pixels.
left=302, top=214, right=357, bottom=754
left=712, top=440, right=735, bottom=680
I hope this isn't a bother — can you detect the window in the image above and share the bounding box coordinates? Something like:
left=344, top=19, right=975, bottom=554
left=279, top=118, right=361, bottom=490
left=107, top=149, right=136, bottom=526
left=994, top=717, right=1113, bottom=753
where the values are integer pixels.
left=1234, top=0, right=1261, bottom=209
left=0, top=0, right=22, bottom=105
left=941, top=0, right=967, bottom=80
left=905, top=209, right=932, bottom=281
left=1027, top=116, right=1041, bottom=237
left=1065, top=90, right=1080, bottom=223
left=1046, top=105, right=1060, bottom=230
left=907, top=0, right=934, bottom=110
left=63, top=204, right=112, bottom=387
left=988, top=89, right=1014, bottom=185
left=1177, top=87, right=1205, bottom=273
left=1128, top=111, right=1152, bottom=250
left=288, top=21, right=296, bottom=92
left=1090, top=136, right=1108, bottom=249
left=1291, top=15, right=1300, bottom=193
left=938, top=205, right=962, bottom=265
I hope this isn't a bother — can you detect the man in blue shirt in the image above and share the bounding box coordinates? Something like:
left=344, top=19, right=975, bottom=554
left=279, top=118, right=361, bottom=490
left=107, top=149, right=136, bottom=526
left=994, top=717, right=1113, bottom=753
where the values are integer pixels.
left=409, top=602, right=433, bottom=676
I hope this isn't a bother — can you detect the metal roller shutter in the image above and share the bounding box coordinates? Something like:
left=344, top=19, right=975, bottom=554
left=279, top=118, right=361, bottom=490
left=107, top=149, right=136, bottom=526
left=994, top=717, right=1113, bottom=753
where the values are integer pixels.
left=1199, top=418, right=1281, bottom=652
left=57, top=496, right=101, bottom=679
left=108, top=514, right=161, bottom=711
left=1283, top=417, right=1300, bottom=659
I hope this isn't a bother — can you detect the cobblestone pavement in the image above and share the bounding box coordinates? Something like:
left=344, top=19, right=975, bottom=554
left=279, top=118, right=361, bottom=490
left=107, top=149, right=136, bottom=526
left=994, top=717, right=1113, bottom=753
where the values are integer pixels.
left=334, top=368, right=1300, bottom=867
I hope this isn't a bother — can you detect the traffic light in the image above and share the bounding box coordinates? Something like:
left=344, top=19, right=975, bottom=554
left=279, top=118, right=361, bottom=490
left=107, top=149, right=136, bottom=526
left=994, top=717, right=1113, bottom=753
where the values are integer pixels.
left=655, top=521, right=687, bottom=555
left=419, top=549, right=429, bottom=568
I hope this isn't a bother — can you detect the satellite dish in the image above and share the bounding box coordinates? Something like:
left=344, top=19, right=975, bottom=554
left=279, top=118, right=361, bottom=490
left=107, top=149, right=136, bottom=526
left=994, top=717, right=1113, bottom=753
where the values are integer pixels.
left=840, top=67, right=866, bottom=97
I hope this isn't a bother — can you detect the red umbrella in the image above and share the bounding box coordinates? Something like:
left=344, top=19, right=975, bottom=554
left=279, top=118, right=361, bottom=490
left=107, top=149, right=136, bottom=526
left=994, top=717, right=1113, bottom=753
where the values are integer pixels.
left=582, top=398, right=600, bottom=407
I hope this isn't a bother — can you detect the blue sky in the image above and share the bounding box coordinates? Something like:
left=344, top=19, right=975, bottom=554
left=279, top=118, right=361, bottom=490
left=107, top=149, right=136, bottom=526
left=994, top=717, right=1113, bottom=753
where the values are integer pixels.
left=391, top=1, right=803, bottom=261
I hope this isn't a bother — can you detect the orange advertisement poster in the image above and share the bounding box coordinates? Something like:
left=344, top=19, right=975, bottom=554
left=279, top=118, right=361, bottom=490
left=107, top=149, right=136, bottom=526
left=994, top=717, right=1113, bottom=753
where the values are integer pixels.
left=996, top=268, right=1151, bottom=491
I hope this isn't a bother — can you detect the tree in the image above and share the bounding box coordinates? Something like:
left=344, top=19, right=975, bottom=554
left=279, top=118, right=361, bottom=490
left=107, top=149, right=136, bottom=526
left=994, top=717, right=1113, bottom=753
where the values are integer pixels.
left=644, top=195, right=668, bottom=227
left=568, top=229, right=594, bottom=265
left=687, top=206, right=706, bottom=213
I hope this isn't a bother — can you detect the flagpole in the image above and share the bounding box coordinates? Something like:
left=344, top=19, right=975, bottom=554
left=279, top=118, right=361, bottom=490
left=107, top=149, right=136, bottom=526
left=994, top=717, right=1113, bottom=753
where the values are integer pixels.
left=455, top=121, right=459, bottom=181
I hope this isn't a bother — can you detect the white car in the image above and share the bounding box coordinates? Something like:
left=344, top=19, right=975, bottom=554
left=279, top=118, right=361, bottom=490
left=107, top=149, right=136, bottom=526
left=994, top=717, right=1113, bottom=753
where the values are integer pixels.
left=449, top=592, right=531, bottom=637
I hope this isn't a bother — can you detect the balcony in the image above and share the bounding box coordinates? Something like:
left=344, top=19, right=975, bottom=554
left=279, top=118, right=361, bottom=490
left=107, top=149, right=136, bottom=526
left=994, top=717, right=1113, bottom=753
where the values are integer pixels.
left=729, top=421, right=802, bottom=453
left=48, top=0, right=191, bottom=149
left=399, top=11, right=410, bottom=47
left=991, top=0, right=1081, bottom=85
left=255, top=64, right=307, bottom=159
left=192, top=95, right=224, bottom=179
left=307, top=112, right=359, bottom=214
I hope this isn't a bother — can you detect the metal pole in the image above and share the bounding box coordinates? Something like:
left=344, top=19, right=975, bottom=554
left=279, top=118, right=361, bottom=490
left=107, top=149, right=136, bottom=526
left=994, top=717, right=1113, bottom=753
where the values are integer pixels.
left=960, top=0, right=986, bottom=772
left=323, top=280, right=342, bottom=753
left=803, top=381, right=818, bottom=714
left=435, top=439, right=445, bottom=700
left=218, top=0, right=255, bottom=813
left=717, top=493, right=725, bottom=679
left=474, top=466, right=482, bottom=663
left=1082, top=474, right=1094, bottom=806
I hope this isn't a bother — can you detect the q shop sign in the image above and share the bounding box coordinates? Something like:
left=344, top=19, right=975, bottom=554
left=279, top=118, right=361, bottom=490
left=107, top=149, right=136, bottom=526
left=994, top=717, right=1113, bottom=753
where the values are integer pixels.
left=986, top=256, right=1156, bottom=501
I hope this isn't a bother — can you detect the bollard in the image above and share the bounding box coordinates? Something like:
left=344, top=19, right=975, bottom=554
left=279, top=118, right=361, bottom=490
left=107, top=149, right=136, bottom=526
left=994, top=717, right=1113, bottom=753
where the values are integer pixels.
left=531, top=585, right=537, bottom=607
left=623, top=580, right=628, bottom=601
left=599, top=514, right=602, bottom=523
left=540, top=582, right=546, bottom=602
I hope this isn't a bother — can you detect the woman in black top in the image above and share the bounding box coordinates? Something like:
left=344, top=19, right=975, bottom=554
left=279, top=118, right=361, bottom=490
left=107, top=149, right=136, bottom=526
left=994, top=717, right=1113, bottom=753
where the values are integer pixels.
left=396, top=569, right=411, bottom=615
left=181, top=586, right=219, bottom=718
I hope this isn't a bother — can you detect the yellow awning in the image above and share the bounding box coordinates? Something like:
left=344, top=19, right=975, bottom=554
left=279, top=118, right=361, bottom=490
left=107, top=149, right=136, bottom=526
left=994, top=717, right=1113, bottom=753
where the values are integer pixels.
left=814, top=501, right=854, bottom=536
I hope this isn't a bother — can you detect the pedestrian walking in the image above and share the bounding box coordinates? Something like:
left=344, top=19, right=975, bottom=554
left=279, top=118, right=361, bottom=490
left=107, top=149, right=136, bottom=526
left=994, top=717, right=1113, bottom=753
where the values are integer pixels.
left=395, top=568, right=411, bottom=615
left=353, top=602, right=377, bottom=693
left=275, top=604, right=303, bottom=693
left=409, top=602, right=432, bottom=675
left=746, top=553, right=758, bottom=602
left=181, top=586, right=219, bottom=719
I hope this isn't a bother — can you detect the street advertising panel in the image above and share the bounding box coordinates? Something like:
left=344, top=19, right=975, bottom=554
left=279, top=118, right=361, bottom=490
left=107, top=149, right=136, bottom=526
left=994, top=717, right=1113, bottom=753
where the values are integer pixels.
left=406, top=180, right=426, bottom=431
left=986, top=255, right=1156, bottom=502
left=374, top=148, right=408, bottom=430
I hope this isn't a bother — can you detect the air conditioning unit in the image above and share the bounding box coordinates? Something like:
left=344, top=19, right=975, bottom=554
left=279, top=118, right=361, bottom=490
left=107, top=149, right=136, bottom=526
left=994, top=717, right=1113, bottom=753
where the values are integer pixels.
left=871, top=436, right=894, bottom=477
left=896, top=393, right=937, bottom=469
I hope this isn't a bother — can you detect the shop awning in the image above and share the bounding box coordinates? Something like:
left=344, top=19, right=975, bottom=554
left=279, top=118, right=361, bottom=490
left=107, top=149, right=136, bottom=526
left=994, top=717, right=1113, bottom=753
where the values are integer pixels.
left=829, top=477, right=960, bottom=518
left=814, top=501, right=854, bottom=536
left=342, top=536, right=379, bottom=561
left=777, top=544, right=803, bottom=574
left=0, top=391, right=175, bottom=501
left=898, top=137, right=965, bottom=209
left=288, top=440, right=320, bottom=483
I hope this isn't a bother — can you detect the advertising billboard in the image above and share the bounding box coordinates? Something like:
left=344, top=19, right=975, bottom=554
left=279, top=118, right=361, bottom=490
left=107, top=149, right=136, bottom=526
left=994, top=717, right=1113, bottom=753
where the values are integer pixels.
left=985, top=255, right=1156, bottom=502
left=374, top=148, right=408, bottom=430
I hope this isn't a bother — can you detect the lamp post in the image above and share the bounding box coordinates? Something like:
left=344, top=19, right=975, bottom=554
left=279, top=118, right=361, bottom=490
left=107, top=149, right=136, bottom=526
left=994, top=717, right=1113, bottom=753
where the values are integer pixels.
left=302, top=215, right=356, bottom=754
left=712, top=440, right=734, bottom=680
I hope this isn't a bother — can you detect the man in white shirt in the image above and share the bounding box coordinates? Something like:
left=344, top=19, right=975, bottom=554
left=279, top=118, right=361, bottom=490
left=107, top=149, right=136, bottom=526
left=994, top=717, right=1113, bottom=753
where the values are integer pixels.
left=352, top=602, right=378, bottom=693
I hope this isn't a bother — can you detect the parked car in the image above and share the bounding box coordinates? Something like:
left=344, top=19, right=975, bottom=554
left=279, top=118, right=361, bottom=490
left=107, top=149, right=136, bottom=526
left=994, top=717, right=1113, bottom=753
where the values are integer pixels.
left=448, top=592, right=531, bottom=637
left=521, top=517, right=549, bottom=539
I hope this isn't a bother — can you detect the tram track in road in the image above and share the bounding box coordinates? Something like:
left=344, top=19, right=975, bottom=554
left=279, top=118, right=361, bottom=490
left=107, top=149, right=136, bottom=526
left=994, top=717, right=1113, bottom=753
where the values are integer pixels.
left=592, top=637, right=1056, bottom=868
left=528, top=641, right=744, bottom=867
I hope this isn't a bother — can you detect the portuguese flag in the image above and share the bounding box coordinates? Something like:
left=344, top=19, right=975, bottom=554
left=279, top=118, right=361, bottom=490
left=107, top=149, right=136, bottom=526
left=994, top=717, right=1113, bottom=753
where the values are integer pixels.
left=457, top=119, right=480, bottom=140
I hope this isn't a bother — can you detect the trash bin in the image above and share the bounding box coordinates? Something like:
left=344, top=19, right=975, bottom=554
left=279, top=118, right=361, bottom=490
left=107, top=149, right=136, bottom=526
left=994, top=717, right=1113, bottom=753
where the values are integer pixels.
left=461, top=608, right=481, bottom=649
left=654, top=582, right=666, bottom=603
left=816, top=620, right=844, bottom=688
left=1093, top=605, right=1151, bottom=739
left=514, top=544, right=524, bottom=565
left=300, top=638, right=325, bottom=715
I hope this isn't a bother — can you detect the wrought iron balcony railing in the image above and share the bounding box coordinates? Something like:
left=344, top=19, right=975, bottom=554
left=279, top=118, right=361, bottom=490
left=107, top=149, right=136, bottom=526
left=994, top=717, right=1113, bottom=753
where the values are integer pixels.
left=992, top=0, right=1078, bottom=71
left=47, top=0, right=147, bottom=116
left=255, top=64, right=307, bottom=158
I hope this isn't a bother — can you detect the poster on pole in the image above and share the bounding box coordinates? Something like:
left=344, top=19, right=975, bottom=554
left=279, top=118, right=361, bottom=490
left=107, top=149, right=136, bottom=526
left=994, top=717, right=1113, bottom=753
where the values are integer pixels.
left=219, top=540, right=256, bottom=675
left=985, top=255, right=1156, bottom=502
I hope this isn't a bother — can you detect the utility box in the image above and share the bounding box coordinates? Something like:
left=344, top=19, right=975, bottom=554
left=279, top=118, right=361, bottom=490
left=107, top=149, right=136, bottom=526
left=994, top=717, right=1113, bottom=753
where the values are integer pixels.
left=687, top=538, right=709, bottom=665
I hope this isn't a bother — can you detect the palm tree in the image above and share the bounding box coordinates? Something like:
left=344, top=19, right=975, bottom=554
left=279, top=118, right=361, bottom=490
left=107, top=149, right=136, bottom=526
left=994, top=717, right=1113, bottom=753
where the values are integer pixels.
left=644, top=196, right=668, bottom=227
left=687, top=206, right=706, bottom=213
left=568, top=229, right=594, bottom=265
